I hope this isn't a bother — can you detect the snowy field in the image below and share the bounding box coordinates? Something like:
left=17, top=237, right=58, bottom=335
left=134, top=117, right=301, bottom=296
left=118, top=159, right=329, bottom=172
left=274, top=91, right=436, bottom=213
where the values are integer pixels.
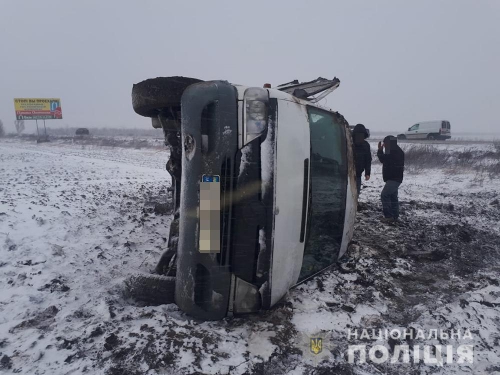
left=1, top=138, right=500, bottom=375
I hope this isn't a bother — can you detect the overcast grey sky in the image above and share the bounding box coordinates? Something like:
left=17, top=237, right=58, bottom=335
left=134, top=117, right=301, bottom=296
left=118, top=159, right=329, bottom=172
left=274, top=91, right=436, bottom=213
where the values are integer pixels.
left=1, top=0, right=499, bottom=133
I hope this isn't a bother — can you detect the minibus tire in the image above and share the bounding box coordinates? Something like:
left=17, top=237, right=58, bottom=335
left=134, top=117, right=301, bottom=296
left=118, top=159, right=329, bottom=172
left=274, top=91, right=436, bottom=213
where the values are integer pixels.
left=132, top=76, right=203, bottom=118
left=125, top=273, right=176, bottom=305
left=397, top=134, right=406, bottom=140
left=427, top=134, right=436, bottom=141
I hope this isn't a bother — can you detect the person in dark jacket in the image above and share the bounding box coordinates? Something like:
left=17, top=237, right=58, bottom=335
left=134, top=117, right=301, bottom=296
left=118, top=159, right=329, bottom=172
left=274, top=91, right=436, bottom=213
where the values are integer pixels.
left=377, top=135, right=405, bottom=222
left=352, top=124, right=372, bottom=195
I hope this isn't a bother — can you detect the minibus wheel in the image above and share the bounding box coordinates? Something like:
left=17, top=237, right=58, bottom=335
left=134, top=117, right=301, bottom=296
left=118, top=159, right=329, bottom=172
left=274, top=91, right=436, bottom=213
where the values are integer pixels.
left=132, top=76, right=202, bottom=118
left=125, top=273, right=176, bottom=305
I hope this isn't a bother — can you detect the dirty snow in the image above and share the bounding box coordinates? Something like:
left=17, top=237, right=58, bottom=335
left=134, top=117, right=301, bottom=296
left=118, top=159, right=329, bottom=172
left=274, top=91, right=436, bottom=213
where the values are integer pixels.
left=238, top=144, right=252, bottom=179
left=1, top=138, right=499, bottom=374
left=260, top=123, right=275, bottom=200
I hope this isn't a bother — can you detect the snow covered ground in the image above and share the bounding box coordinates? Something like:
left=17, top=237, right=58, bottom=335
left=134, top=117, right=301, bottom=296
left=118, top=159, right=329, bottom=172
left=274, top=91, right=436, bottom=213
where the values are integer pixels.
left=1, top=138, right=499, bottom=375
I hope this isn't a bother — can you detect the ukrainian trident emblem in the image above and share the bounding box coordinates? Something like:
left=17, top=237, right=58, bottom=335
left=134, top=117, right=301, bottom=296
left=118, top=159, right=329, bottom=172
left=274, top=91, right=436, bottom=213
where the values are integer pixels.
left=310, top=338, right=323, bottom=355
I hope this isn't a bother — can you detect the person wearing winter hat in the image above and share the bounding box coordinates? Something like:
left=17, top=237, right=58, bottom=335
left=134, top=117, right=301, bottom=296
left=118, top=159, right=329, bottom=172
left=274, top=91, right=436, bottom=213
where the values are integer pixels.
left=377, top=135, right=405, bottom=222
left=352, top=124, right=372, bottom=195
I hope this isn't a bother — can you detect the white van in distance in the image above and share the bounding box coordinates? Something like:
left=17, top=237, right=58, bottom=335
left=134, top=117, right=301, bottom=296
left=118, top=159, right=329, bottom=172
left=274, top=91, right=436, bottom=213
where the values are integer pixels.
left=398, top=120, right=451, bottom=140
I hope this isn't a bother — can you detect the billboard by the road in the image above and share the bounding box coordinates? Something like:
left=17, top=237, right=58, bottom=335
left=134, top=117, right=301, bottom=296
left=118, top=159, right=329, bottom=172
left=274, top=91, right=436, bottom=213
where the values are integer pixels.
left=14, top=98, right=63, bottom=120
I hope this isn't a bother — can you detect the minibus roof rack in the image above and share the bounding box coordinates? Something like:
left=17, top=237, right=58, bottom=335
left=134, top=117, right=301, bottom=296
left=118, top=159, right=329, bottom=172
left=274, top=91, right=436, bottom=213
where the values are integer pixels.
left=276, top=77, right=340, bottom=103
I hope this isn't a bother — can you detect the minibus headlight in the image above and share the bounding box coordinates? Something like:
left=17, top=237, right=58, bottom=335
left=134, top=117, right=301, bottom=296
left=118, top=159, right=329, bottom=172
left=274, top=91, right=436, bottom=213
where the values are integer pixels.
left=244, top=88, right=269, bottom=144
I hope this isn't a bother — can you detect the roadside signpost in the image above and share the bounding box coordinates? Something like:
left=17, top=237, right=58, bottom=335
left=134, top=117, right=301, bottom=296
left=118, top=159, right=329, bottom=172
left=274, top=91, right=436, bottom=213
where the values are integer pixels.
left=13, top=98, right=63, bottom=142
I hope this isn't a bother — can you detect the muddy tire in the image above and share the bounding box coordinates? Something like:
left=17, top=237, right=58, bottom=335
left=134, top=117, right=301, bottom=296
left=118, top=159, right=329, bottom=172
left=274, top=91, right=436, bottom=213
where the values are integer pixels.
left=124, top=273, right=176, bottom=305
left=397, top=134, right=406, bottom=140
left=132, top=76, right=203, bottom=118
left=427, top=134, right=436, bottom=140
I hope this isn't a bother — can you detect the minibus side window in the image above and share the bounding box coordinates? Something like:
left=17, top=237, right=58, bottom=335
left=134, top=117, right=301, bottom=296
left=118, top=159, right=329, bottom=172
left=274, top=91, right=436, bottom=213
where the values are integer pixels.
left=299, top=107, right=348, bottom=281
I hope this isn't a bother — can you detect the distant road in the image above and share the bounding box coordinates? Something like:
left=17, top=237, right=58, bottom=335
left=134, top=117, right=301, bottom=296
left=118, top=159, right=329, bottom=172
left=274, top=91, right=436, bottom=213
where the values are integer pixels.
left=368, top=137, right=499, bottom=145
left=369, top=132, right=500, bottom=142
left=368, top=137, right=500, bottom=145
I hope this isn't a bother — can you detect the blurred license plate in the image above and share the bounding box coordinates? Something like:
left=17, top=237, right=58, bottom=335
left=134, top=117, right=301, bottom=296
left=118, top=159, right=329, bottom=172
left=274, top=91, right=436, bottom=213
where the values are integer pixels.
left=199, top=175, right=220, bottom=253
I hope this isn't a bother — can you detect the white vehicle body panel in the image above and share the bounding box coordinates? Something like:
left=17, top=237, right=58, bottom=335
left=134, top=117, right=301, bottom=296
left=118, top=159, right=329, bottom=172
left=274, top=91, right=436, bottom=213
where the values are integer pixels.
left=339, top=130, right=357, bottom=259
left=233, top=85, right=358, bottom=307
left=269, top=99, right=310, bottom=306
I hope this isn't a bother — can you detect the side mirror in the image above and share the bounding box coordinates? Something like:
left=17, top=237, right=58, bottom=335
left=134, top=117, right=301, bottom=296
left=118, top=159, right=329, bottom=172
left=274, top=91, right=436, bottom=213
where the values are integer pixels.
left=408, top=127, right=411, bottom=131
